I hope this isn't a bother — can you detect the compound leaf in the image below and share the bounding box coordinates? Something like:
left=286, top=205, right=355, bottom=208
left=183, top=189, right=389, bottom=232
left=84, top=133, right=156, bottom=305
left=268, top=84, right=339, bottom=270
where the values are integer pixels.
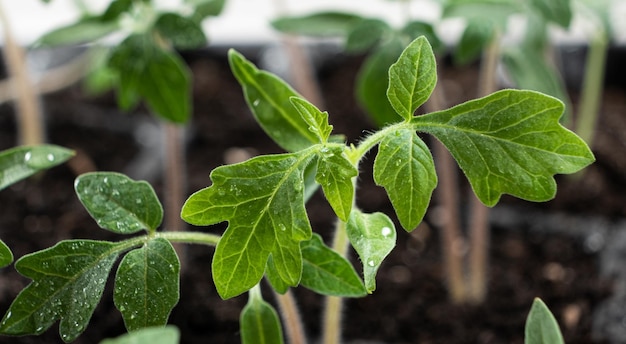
left=346, top=210, right=396, bottom=293
left=75, top=172, right=163, bottom=235
left=0, top=240, right=13, bottom=268
left=525, top=298, right=564, bottom=344
left=181, top=152, right=315, bottom=299
left=387, top=36, right=437, bottom=121
left=229, top=50, right=318, bottom=152
left=0, top=145, right=74, bottom=191
left=316, top=146, right=357, bottom=221
left=100, top=325, right=180, bottom=344
left=412, top=89, right=595, bottom=206
left=114, top=238, right=180, bottom=331
left=300, top=234, right=366, bottom=297
left=0, top=240, right=121, bottom=342
left=374, top=129, right=436, bottom=231
left=240, top=286, right=284, bottom=344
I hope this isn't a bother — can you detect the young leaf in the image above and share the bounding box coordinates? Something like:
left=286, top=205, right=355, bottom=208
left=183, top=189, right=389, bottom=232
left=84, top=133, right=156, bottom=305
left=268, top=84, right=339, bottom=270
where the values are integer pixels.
left=345, top=18, right=390, bottom=53
left=356, top=39, right=405, bottom=127
left=271, top=12, right=363, bottom=37
left=108, top=34, right=191, bottom=124
left=181, top=152, right=315, bottom=299
left=187, top=0, right=227, bottom=22
left=0, top=240, right=121, bottom=342
left=229, top=50, right=318, bottom=152
left=75, top=172, right=163, bottom=234
left=528, top=0, right=572, bottom=28
left=316, top=146, right=358, bottom=221
left=346, top=210, right=396, bottom=293
left=300, top=234, right=366, bottom=297
left=100, top=325, right=180, bottom=344
left=525, top=298, right=564, bottom=344
left=155, top=13, right=207, bottom=50
left=454, top=21, right=494, bottom=65
left=0, top=239, right=13, bottom=268
left=412, top=89, right=595, bottom=206
left=402, top=21, right=444, bottom=53
left=36, top=19, right=119, bottom=46
left=442, top=0, right=520, bottom=29
left=374, top=129, right=437, bottom=231
left=0, top=145, right=74, bottom=191
left=387, top=36, right=437, bottom=121
left=240, top=286, right=284, bottom=344
left=289, top=97, right=333, bottom=144
left=114, top=238, right=180, bottom=331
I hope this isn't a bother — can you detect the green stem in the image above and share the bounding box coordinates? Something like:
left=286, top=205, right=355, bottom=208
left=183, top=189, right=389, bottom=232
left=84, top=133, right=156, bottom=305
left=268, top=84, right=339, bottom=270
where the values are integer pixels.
left=154, top=231, right=221, bottom=246
left=322, top=220, right=350, bottom=344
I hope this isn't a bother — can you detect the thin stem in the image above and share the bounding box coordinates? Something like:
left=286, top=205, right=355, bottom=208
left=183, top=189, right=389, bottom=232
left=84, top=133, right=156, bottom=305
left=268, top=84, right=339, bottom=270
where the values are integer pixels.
left=426, top=80, right=467, bottom=303
left=155, top=231, right=220, bottom=246
left=273, top=290, right=308, bottom=344
left=467, top=34, right=500, bottom=304
left=322, top=220, right=350, bottom=344
left=0, top=3, right=45, bottom=146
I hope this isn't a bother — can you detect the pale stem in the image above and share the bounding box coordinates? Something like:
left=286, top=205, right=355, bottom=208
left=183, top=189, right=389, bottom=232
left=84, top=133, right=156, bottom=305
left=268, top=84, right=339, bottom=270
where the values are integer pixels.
left=426, top=80, right=467, bottom=303
left=0, top=4, right=45, bottom=146
left=467, top=34, right=500, bottom=304
left=273, top=290, right=308, bottom=344
left=155, top=231, right=221, bottom=246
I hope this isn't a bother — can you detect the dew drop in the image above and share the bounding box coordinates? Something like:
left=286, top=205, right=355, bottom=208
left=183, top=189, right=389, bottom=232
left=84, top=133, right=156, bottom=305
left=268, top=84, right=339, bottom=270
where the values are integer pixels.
left=381, top=226, right=392, bottom=237
left=395, top=159, right=402, bottom=167
left=112, top=190, right=120, bottom=197
left=278, top=224, right=287, bottom=231
left=24, top=152, right=32, bottom=162
left=308, top=125, right=319, bottom=133
left=135, top=198, right=142, bottom=204
left=46, top=153, right=55, bottom=162
left=252, top=99, right=260, bottom=107
left=367, top=260, right=375, bottom=267
left=103, top=177, right=109, bottom=184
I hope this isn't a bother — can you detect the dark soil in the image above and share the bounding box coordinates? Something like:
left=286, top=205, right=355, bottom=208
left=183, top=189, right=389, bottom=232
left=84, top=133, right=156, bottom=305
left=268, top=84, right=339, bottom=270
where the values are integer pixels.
left=1, top=45, right=625, bottom=343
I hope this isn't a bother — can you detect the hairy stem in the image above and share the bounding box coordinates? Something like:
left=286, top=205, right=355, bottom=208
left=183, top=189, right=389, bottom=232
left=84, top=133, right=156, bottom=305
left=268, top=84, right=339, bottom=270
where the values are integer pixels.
left=426, top=79, right=467, bottom=303
left=322, top=220, right=350, bottom=344
left=273, top=290, right=308, bottom=344
left=155, top=231, right=220, bottom=246
left=467, top=34, right=500, bottom=304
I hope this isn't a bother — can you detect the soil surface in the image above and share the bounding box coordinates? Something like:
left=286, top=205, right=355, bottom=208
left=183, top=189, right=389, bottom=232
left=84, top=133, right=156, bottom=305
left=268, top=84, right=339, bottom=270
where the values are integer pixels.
left=0, top=45, right=625, bottom=343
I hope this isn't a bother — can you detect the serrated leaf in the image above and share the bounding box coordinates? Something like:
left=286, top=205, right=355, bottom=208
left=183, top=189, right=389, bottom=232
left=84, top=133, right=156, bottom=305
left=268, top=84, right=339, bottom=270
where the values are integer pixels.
left=289, top=97, right=333, bottom=143
left=0, top=145, right=74, bottom=191
left=0, top=240, right=121, bottom=342
left=529, top=0, right=572, bottom=28
left=387, top=36, right=437, bottom=121
left=356, top=39, right=405, bottom=127
left=0, top=240, right=13, bottom=268
left=346, top=210, right=396, bottom=292
left=271, top=12, right=363, bottom=37
left=229, top=50, right=318, bottom=152
left=412, top=89, right=595, bottom=206
left=345, top=18, right=390, bottom=53
left=181, top=152, right=315, bottom=298
left=374, top=129, right=437, bottom=230
left=108, top=34, right=191, bottom=123
left=454, top=21, right=494, bottom=65
left=114, top=238, right=180, bottom=331
left=75, top=172, right=163, bottom=234
left=300, top=234, right=366, bottom=297
left=155, top=13, right=207, bottom=50
left=36, top=19, right=119, bottom=46
left=525, top=298, right=564, bottom=344
left=240, top=287, right=284, bottom=344
left=100, top=325, right=180, bottom=344
left=316, top=146, right=357, bottom=221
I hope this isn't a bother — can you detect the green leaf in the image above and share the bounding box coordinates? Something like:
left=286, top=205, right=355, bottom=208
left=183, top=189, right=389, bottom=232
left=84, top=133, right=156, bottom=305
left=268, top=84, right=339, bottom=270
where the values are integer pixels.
left=356, top=39, right=405, bottom=127
left=402, top=21, right=444, bottom=53
left=374, top=129, right=437, bottom=230
left=75, top=172, right=163, bottom=234
left=0, top=145, right=74, bottom=191
left=186, top=0, right=227, bottom=22
left=454, top=21, right=494, bottom=65
left=36, top=19, right=119, bottom=46
left=442, top=0, right=521, bottom=29
left=289, top=97, right=333, bottom=144
left=528, top=0, right=572, bottom=28
left=265, top=255, right=290, bottom=294
left=108, top=34, right=191, bottom=124
left=346, top=210, right=396, bottom=292
left=155, top=13, right=207, bottom=50
left=316, top=146, right=357, bottom=221
left=0, top=240, right=13, bottom=268
left=345, top=18, right=390, bottom=53
left=100, top=325, right=180, bottom=344
left=271, top=12, right=363, bottom=37
left=240, top=286, right=284, bottom=344
left=229, top=50, right=318, bottom=152
left=101, top=0, right=133, bottom=22
left=181, top=152, right=315, bottom=299
left=300, top=234, right=366, bottom=297
left=0, top=240, right=121, bottom=342
left=525, top=298, right=564, bottom=344
left=114, top=238, right=180, bottom=331
left=412, top=89, right=595, bottom=206
left=387, top=36, right=437, bottom=121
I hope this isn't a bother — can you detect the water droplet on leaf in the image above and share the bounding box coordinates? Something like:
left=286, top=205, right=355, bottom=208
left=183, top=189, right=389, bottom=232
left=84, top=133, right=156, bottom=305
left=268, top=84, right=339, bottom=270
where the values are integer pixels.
left=24, top=152, right=32, bottom=162
left=367, top=260, right=375, bottom=267
left=381, top=227, right=392, bottom=237
left=47, top=154, right=55, bottom=162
